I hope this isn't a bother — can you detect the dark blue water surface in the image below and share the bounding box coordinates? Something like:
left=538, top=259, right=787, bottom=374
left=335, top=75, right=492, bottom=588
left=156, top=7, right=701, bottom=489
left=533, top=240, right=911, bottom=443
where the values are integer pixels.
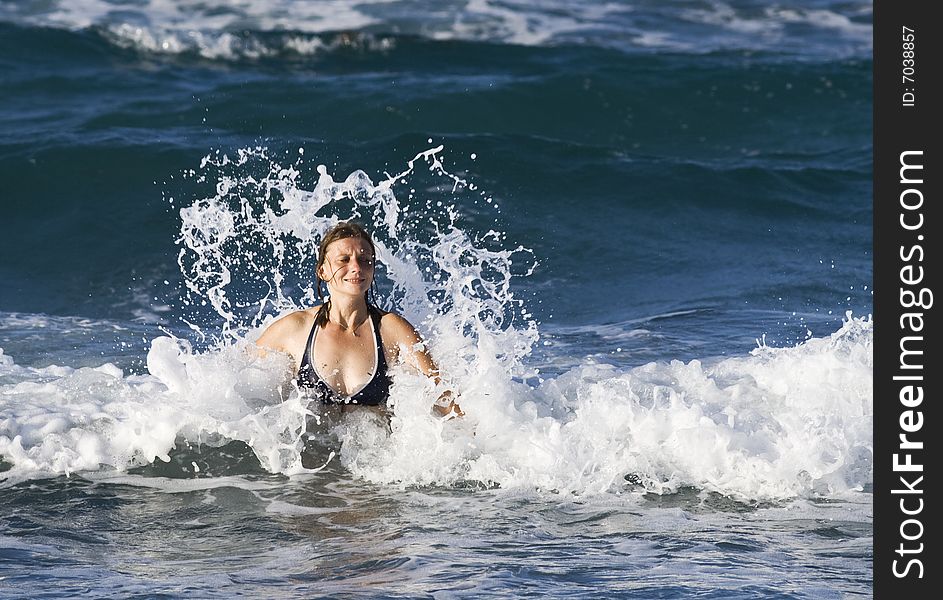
left=1, top=1, right=872, bottom=597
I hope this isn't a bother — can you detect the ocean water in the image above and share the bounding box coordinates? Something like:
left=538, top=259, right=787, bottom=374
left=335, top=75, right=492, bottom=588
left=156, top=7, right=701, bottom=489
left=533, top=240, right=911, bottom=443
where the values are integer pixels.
left=0, top=0, right=873, bottom=597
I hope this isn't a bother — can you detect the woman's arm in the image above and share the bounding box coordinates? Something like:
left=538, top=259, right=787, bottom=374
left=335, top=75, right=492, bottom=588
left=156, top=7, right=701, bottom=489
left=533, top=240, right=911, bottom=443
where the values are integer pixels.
left=381, top=313, right=464, bottom=418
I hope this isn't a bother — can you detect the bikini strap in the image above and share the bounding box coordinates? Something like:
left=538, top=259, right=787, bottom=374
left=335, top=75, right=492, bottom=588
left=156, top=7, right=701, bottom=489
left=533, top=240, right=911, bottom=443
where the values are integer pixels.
left=298, top=315, right=318, bottom=372
left=368, top=304, right=388, bottom=366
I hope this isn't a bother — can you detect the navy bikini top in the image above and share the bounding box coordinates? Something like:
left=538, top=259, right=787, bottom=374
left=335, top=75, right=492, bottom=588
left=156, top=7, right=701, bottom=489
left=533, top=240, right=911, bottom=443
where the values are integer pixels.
left=296, top=306, right=392, bottom=406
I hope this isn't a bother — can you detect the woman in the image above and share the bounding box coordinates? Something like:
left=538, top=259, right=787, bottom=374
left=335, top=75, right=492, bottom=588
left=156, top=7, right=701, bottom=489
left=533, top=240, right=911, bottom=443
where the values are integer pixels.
left=256, top=221, right=462, bottom=417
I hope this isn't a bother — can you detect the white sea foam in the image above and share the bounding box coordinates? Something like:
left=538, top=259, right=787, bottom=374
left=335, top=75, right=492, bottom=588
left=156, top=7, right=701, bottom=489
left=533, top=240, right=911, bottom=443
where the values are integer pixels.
left=0, top=142, right=873, bottom=500
left=0, top=311, right=128, bottom=333
left=0, top=338, right=311, bottom=484
left=765, top=6, right=872, bottom=40
left=0, top=313, right=872, bottom=499
left=0, top=0, right=872, bottom=58
left=339, top=313, right=871, bottom=500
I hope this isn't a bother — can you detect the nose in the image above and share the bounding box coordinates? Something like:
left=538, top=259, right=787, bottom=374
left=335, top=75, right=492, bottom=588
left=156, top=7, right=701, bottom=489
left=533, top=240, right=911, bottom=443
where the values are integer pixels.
left=349, top=255, right=372, bottom=273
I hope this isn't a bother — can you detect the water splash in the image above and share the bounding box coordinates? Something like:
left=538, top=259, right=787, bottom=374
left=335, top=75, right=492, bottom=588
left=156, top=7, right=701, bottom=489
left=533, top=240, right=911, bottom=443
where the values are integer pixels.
left=167, top=143, right=540, bottom=475
left=175, top=145, right=538, bottom=371
left=337, top=313, right=872, bottom=500
left=1, top=145, right=872, bottom=501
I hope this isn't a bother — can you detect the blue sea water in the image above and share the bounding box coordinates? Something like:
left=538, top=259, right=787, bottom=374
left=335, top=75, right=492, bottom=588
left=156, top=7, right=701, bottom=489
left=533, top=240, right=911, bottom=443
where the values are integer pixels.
left=1, top=0, right=872, bottom=597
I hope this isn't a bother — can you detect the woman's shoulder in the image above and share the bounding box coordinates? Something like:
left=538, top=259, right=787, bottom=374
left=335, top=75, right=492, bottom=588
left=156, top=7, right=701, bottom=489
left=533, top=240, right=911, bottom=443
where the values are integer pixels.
left=376, top=309, right=422, bottom=344
left=274, top=307, right=320, bottom=330
left=375, top=307, right=405, bottom=325
left=256, top=307, right=319, bottom=351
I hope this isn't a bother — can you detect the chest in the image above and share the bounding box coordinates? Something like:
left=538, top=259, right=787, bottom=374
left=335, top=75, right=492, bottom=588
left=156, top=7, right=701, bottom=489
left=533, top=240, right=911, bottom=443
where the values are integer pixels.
left=311, top=324, right=379, bottom=396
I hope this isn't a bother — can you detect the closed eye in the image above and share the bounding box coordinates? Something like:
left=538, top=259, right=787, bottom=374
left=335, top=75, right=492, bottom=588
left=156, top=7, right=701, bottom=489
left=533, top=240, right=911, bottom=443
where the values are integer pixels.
left=332, top=254, right=374, bottom=265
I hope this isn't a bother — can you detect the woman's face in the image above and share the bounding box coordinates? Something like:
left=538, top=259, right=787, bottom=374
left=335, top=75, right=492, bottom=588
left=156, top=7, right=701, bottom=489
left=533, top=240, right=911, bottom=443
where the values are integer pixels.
left=319, top=236, right=375, bottom=297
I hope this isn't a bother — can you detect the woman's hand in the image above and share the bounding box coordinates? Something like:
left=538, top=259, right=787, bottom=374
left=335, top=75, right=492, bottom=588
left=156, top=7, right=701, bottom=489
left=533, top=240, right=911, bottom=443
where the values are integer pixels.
left=432, top=391, right=464, bottom=419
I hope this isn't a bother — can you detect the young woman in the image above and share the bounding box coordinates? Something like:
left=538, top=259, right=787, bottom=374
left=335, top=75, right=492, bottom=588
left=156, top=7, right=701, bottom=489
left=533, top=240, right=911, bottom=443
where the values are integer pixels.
left=255, top=221, right=462, bottom=417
